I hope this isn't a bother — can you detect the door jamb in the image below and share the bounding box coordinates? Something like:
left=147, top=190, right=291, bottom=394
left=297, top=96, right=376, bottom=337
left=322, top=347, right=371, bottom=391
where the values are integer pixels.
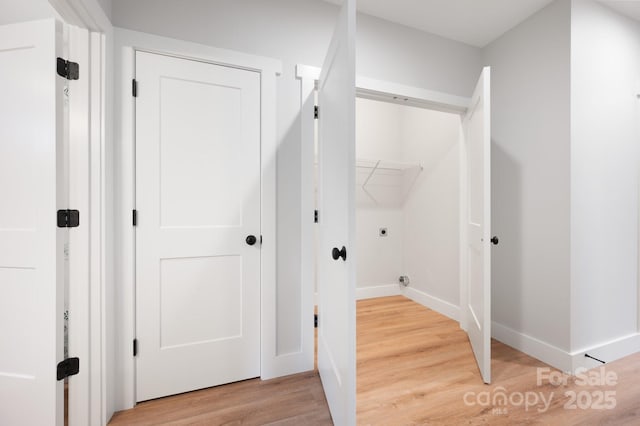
left=118, top=40, right=281, bottom=408
left=47, top=1, right=112, bottom=424
left=295, top=65, right=471, bottom=364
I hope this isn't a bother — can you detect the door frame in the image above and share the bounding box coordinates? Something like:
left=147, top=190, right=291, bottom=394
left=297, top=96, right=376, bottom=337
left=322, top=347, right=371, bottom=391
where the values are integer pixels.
left=117, top=37, right=281, bottom=409
left=45, top=1, right=112, bottom=424
left=296, top=64, right=473, bottom=367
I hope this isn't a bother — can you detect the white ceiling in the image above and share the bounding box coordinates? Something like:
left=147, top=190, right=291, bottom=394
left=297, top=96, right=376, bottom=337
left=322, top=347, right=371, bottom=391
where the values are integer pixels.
left=323, top=0, right=556, bottom=47
left=600, top=1, right=640, bottom=23
left=323, top=0, right=640, bottom=47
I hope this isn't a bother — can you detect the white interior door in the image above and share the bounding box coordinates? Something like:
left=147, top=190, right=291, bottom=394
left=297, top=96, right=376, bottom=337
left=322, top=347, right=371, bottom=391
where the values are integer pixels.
left=316, top=0, right=357, bottom=424
left=135, top=51, right=261, bottom=402
left=0, top=19, right=65, bottom=425
left=463, top=66, right=492, bottom=384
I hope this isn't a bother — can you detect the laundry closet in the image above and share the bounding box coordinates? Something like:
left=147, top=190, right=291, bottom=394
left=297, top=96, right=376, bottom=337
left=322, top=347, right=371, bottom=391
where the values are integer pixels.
left=353, top=97, right=462, bottom=314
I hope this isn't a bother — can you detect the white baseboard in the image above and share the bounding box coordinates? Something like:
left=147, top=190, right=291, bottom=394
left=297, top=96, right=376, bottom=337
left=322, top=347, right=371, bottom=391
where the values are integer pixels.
left=356, top=284, right=401, bottom=300
left=570, top=333, right=640, bottom=372
left=401, top=286, right=460, bottom=322
left=492, top=323, right=640, bottom=374
left=491, top=321, right=572, bottom=372
left=313, top=284, right=401, bottom=306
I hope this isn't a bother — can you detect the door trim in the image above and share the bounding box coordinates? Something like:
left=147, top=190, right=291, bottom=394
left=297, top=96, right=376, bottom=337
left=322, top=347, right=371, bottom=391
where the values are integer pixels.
left=296, top=64, right=473, bottom=369
left=42, top=0, right=112, bottom=421
left=117, top=37, right=281, bottom=409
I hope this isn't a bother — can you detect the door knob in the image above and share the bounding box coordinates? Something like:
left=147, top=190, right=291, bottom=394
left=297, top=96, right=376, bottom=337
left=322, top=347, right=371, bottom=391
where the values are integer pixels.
left=332, top=246, right=347, bottom=261
left=491, top=236, right=499, bottom=245
left=246, top=235, right=257, bottom=246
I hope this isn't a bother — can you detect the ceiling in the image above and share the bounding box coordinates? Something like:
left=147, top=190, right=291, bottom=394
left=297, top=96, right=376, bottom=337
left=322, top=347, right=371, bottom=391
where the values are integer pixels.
left=600, top=1, right=640, bottom=23
left=323, top=0, right=556, bottom=47
left=323, top=0, right=640, bottom=47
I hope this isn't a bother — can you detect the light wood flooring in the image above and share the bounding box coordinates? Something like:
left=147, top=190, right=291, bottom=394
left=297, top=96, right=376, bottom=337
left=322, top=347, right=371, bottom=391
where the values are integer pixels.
left=110, top=296, right=640, bottom=425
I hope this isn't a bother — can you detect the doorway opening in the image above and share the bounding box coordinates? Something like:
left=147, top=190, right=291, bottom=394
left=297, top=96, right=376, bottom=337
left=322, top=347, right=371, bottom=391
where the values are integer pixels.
left=312, top=92, right=473, bottom=404
left=351, top=96, right=462, bottom=311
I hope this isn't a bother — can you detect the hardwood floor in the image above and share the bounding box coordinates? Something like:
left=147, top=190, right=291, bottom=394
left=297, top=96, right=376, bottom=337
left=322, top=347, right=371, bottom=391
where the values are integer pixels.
left=110, top=296, right=640, bottom=425
left=109, top=371, right=332, bottom=425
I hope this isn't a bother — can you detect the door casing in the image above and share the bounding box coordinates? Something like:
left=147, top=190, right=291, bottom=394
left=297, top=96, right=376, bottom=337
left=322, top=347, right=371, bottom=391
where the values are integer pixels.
left=116, top=39, right=282, bottom=409
left=296, top=64, right=475, bottom=368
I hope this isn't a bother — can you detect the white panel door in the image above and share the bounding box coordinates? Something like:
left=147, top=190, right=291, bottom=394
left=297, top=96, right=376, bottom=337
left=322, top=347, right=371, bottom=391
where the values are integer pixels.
left=0, top=20, right=65, bottom=425
left=464, top=66, right=492, bottom=384
left=316, top=0, right=357, bottom=424
left=135, top=51, right=261, bottom=402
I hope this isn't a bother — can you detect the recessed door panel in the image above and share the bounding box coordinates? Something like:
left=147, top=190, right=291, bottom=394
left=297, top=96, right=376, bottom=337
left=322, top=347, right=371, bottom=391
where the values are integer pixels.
left=159, top=256, right=243, bottom=348
left=159, top=77, right=244, bottom=228
left=0, top=20, right=64, bottom=425
left=136, top=51, right=261, bottom=401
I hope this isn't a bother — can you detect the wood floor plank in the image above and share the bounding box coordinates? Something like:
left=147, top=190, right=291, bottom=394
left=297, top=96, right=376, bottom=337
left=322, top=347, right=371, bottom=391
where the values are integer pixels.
left=110, top=296, right=640, bottom=425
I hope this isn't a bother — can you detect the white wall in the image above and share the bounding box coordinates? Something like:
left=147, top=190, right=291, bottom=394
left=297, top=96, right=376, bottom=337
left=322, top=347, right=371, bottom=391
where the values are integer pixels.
left=355, top=99, right=404, bottom=292
left=570, top=0, right=640, bottom=354
left=108, top=0, right=483, bottom=407
left=111, top=0, right=483, bottom=97
left=401, top=107, right=461, bottom=308
left=354, top=98, right=461, bottom=312
left=356, top=98, right=403, bottom=162
left=483, top=0, right=572, bottom=353
left=0, top=0, right=59, bottom=24
left=356, top=209, right=403, bottom=290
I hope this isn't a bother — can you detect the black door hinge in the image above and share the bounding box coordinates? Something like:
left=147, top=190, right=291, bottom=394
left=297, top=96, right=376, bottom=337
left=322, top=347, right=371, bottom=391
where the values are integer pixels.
left=57, top=210, right=80, bottom=228
left=314, top=105, right=319, bottom=119
left=56, top=58, right=79, bottom=80
left=132, top=209, right=138, bottom=226
left=132, top=79, right=138, bottom=97
left=314, top=210, right=319, bottom=223
left=133, top=339, right=138, bottom=357
left=57, top=357, right=80, bottom=381
left=314, top=313, right=318, bottom=328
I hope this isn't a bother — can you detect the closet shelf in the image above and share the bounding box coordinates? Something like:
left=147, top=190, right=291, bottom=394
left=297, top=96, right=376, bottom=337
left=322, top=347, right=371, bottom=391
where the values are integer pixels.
left=356, top=158, right=423, bottom=206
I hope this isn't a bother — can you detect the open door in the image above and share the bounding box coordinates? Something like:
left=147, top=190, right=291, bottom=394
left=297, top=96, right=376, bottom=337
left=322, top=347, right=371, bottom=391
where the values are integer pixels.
left=316, top=0, right=357, bottom=424
left=463, top=66, right=492, bottom=384
left=0, top=20, right=65, bottom=425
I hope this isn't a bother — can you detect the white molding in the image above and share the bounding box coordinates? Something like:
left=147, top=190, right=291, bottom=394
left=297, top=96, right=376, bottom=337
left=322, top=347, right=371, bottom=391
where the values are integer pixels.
left=89, top=31, right=107, bottom=426
left=48, top=1, right=113, bottom=423
left=570, top=333, right=640, bottom=372
left=114, top=44, right=136, bottom=411
left=458, top=120, right=468, bottom=333
left=116, top=28, right=281, bottom=75
left=67, top=24, right=92, bottom=426
left=114, top=29, right=283, bottom=409
left=295, top=64, right=320, bottom=81
left=49, top=0, right=112, bottom=32
left=492, top=321, right=572, bottom=373
left=295, top=64, right=470, bottom=114
left=260, top=70, right=278, bottom=379
left=493, top=324, right=640, bottom=375
left=401, top=287, right=460, bottom=322
left=313, top=285, right=405, bottom=306
left=298, top=70, right=316, bottom=374
left=356, top=284, right=401, bottom=300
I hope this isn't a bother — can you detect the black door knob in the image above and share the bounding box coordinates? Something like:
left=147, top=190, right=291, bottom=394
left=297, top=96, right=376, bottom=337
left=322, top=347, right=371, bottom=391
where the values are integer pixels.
left=246, top=235, right=257, bottom=246
left=332, top=246, right=347, bottom=261
left=491, top=236, right=499, bottom=245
